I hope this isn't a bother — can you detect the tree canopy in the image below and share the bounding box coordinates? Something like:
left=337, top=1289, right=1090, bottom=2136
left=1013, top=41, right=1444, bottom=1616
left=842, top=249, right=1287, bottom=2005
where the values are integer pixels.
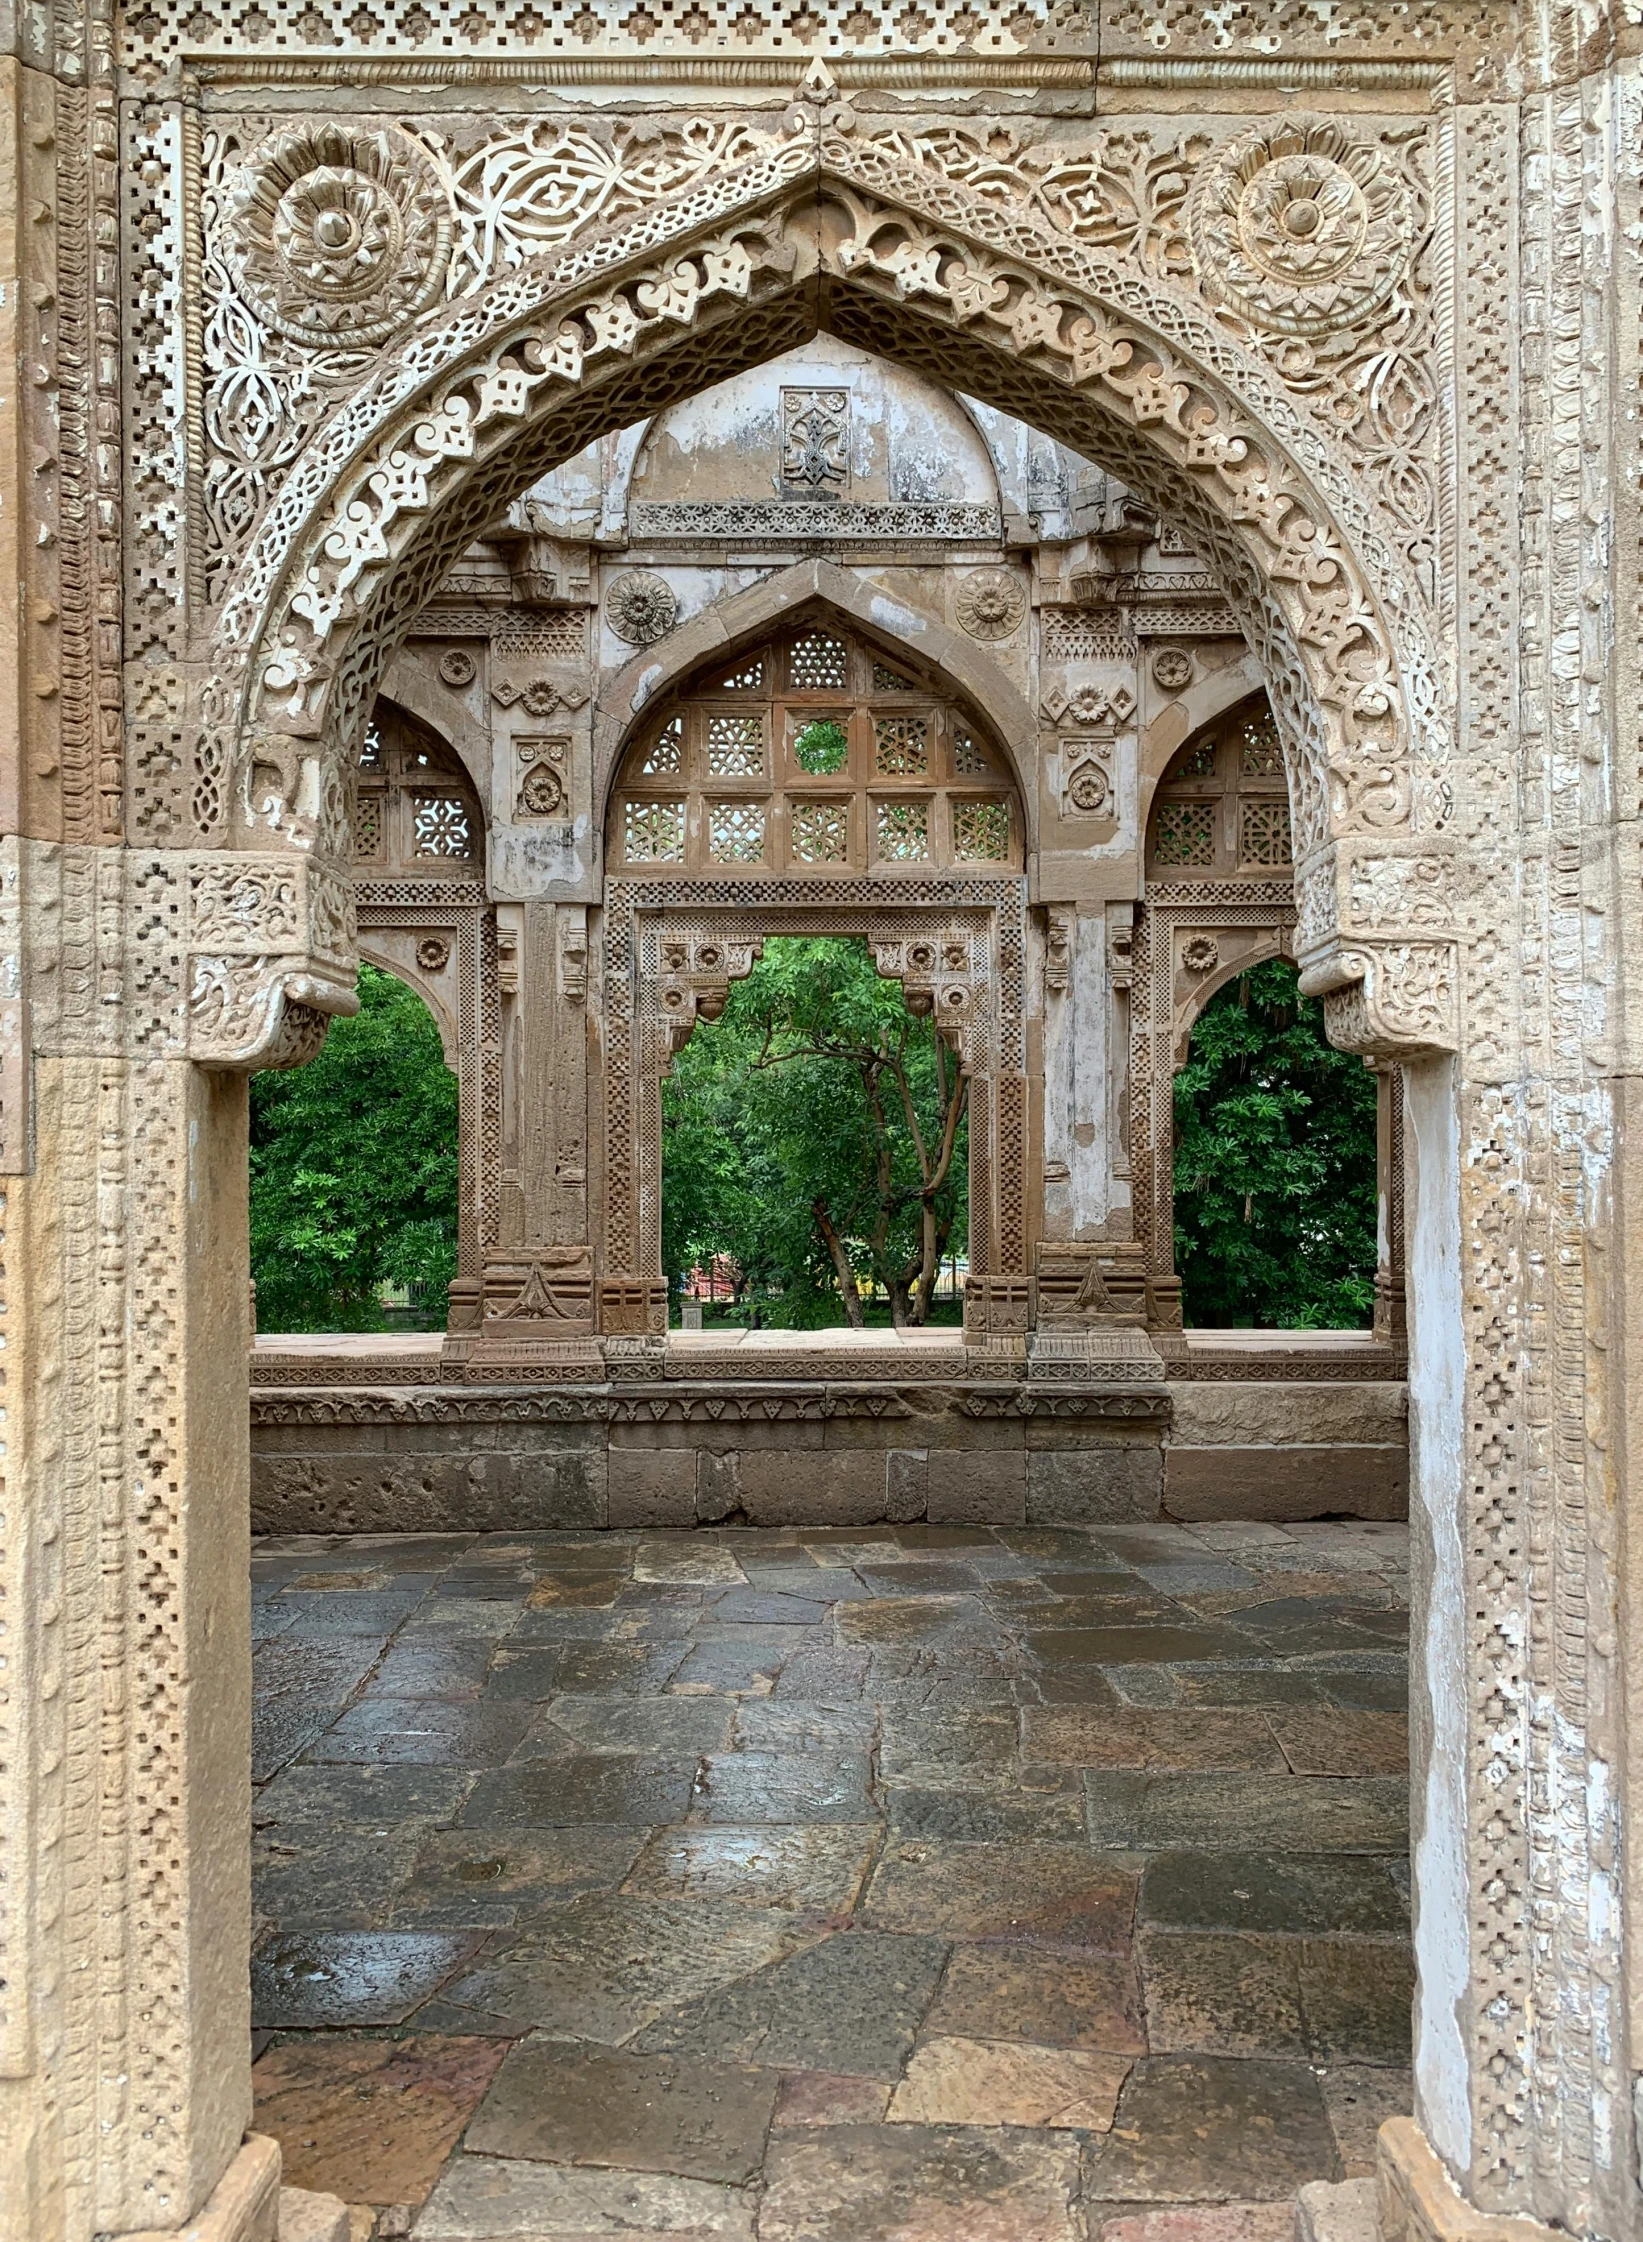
left=1172, top=959, right=1378, bottom=1329
left=249, top=962, right=460, bottom=1331
left=662, top=936, right=968, bottom=1327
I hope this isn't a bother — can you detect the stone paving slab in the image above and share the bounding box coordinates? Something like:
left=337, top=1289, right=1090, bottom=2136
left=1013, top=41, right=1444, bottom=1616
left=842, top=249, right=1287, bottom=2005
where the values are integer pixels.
left=247, top=1519, right=1411, bottom=2236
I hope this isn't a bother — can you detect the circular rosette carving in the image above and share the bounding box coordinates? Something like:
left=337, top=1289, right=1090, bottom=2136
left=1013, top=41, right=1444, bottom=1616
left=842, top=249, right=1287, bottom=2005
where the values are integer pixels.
left=1188, top=117, right=1414, bottom=339
left=606, top=572, right=679, bottom=646
left=225, top=122, right=454, bottom=349
left=956, top=570, right=1026, bottom=642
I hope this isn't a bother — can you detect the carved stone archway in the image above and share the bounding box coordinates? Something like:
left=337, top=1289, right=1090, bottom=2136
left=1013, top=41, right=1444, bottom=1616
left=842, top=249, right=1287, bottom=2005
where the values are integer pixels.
left=21, top=28, right=1639, bottom=2242
left=192, top=129, right=1454, bottom=1075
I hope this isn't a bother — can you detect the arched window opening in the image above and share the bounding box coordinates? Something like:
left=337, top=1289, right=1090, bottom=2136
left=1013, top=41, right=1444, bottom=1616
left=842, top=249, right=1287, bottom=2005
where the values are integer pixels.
left=662, top=937, right=969, bottom=1330
left=1146, top=696, right=1291, bottom=882
left=609, top=615, right=1020, bottom=876
left=249, top=962, right=460, bottom=1332
left=1172, top=961, right=1378, bottom=1329
left=354, top=698, right=485, bottom=869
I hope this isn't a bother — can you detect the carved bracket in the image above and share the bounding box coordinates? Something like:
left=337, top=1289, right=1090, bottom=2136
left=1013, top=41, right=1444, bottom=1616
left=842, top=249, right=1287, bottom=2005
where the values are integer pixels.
left=185, top=852, right=359, bottom=1071
left=1302, top=939, right=1459, bottom=1061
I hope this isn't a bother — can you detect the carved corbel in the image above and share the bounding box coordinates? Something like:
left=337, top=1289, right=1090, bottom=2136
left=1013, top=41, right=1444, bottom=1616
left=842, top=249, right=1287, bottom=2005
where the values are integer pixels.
left=1301, top=941, right=1459, bottom=1061
left=187, top=851, right=358, bottom=1070
left=656, top=933, right=762, bottom=1055
left=870, top=934, right=976, bottom=1061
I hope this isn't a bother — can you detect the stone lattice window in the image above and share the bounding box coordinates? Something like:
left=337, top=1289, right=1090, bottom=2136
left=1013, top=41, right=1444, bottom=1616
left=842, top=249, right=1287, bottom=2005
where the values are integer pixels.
left=413, top=795, right=474, bottom=858
left=1145, top=693, right=1292, bottom=884
left=876, top=800, right=930, bottom=861
left=708, top=802, right=766, bottom=863
left=609, top=615, right=1020, bottom=875
left=1240, top=798, right=1293, bottom=867
left=790, top=800, right=851, bottom=863
left=1154, top=801, right=1215, bottom=867
left=874, top=715, right=930, bottom=777
left=640, top=714, right=683, bottom=775
left=952, top=799, right=1010, bottom=862
left=625, top=799, right=686, bottom=862
left=705, top=713, right=766, bottom=778
left=352, top=698, right=483, bottom=870
left=790, top=629, right=850, bottom=690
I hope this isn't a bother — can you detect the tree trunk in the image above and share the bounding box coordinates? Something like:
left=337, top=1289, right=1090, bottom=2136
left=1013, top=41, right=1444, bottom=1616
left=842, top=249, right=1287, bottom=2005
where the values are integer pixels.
left=813, top=1199, right=866, bottom=1328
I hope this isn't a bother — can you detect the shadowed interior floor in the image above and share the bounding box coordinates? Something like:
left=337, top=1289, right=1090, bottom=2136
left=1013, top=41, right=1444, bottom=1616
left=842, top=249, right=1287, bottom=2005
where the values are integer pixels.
left=248, top=1518, right=1412, bottom=2242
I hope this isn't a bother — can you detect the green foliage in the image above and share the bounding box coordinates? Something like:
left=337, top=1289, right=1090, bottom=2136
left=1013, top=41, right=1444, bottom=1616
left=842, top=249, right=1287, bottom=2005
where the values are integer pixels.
left=1172, top=960, right=1378, bottom=1329
left=249, top=963, right=459, bottom=1331
left=662, top=936, right=967, bottom=1327
left=794, top=718, right=850, bottom=774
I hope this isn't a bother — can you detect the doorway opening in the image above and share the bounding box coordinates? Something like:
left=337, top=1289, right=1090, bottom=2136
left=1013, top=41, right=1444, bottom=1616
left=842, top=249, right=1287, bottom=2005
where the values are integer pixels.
left=662, top=934, right=969, bottom=1331
left=1172, top=960, right=1379, bottom=1330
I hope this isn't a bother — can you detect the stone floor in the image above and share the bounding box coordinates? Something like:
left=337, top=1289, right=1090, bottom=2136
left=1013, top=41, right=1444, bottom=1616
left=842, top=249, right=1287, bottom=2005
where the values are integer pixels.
left=249, top=1519, right=1413, bottom=2242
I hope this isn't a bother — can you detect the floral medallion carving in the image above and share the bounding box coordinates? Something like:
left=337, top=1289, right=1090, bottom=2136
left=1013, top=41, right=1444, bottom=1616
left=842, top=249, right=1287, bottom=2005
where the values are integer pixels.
left=606, top=572, right=679, bottom=646
left=518, top=761, right=567, bottom=817
left=1065, top=759, right=1114, bottom=817
left=438, top=649, right=477, bottom=688
left=956, top=570, right=1026, bottom=642
left=1188, top=118, right=1415, bottom=339
left=416, top=935, right=452, bottom=972
left=1152, top=648, right=1193, bottom=692
left=1181, top=935, right=1219, bottom=975
left=224, top=122, right=454, bottom=348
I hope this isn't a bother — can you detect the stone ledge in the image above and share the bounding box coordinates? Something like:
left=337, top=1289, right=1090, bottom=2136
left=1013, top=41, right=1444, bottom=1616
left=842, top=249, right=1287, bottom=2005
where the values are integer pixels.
left=119, top=2135, right=281, bottom=2242
left=1378, top=2119, right=1559, bottom=2242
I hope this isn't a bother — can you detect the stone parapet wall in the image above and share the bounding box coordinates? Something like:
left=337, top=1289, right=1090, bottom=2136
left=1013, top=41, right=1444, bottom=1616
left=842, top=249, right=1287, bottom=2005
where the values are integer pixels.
left=249, top=1378, right=1406, bottom=1533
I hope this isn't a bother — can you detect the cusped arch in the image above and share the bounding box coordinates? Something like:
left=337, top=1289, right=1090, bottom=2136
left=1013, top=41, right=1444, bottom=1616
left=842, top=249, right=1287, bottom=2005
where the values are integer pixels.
left=204, top=140, right=1455, bottom=1070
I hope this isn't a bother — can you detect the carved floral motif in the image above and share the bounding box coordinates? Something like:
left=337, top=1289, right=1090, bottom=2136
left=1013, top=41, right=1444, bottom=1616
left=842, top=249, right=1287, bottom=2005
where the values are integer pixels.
left=1187, top=117, right=1416, bottom=341
left=606, top=572, right=680, bottom=646
left=224, top=122, right=454, bottom=349
left=955, top=570, right=1027, bottom=642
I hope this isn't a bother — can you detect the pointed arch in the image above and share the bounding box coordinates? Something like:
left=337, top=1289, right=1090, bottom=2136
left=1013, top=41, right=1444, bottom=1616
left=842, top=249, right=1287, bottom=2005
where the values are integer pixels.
left=197, top=139, right=1454, bottom=1069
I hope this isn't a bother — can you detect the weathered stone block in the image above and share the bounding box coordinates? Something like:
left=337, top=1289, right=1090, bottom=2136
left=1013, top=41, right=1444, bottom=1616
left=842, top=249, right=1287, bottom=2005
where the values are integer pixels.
left=697, top=1450, right=742, bottom=1522
left=1027, top=1447, right=1163, bottom=1524
left=1168, top=1382, right=1406, bottom=1448
left=1163, top=1446, right=1406, bottom=1523
left=886, top=1449, right=928, bottom=1520
left=736, top=1450, right=889, bottom=1526
left=609, top=1447, right=695, bottom=1528
left=924, top=1449, right=1027, bottom=1524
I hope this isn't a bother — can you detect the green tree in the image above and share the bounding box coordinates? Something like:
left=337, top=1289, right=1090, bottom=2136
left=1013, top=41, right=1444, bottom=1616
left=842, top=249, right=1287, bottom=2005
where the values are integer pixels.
left=249, top=963, right=460, bottom=1331
left=662, top=937, right=968, bottom=1328
left=1172, top=959, right=1378, bottom=1329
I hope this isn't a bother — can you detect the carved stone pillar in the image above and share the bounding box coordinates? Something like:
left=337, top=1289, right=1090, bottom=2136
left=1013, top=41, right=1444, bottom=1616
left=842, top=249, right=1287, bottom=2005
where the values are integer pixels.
left=7, top=1043, right=261, bottom=2241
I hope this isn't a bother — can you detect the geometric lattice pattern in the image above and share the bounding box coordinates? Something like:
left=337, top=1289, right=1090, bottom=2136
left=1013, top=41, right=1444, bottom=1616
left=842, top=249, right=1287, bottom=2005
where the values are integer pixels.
left=1145, top=695, right=1291, bottom=886
left=412, top=796, right=475, bottom=857
left=624, top=799, right=686, bottom=863
left=952, top=799, right=1011, bottom=861
left=789, top=799, right=851, bottom=863
left=1240, top=714, right=1285, bottom=778
left=641, top=716, right=684, bottom=775
left=1240, top=798, right=1292, bottom=867
left=877, top=800, right=930, bottom=861
left=610, top=620, right=1020, bottom=876
left=708, top=801, right=766, bottom=862
left=354, top=702, right=485, bottom=871
left=1153, top=800, right=1215, bottom=866
left=874, top=715, right=929, bottom=776
left=790, top=630, right=849, bottom=690
left=705, top=713, right=765, bottom=777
